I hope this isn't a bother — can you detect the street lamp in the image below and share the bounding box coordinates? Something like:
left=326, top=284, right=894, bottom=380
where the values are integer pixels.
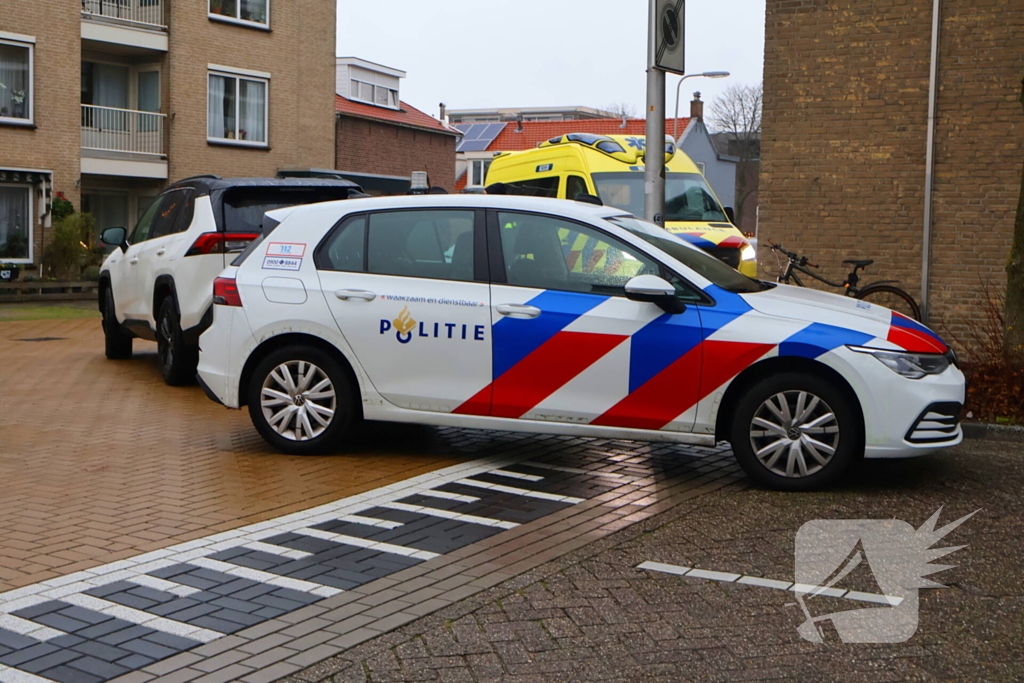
left=673, top=71, right=730, bottom=140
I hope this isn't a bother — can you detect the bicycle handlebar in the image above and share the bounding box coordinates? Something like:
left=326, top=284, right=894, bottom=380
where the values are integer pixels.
left=766, top=240, right=818, bottom=268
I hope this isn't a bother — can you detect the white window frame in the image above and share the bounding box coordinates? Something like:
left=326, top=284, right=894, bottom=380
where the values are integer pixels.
left=468, top=159, right=492, bottom=188
left=207, top=67, right=270, bottom=148
left=0, top=183, right=33, bottom=264
left=0, top=35, right=35, bottom=126
left=349, top=78, right=399, bottom=110
left=208, top=0, right=270, bottom=29
left=696, top=161, right=706, bottom=174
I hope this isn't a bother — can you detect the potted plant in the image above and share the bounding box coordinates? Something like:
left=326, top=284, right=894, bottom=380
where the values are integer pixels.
left=210, top=0, right=224, bottom=15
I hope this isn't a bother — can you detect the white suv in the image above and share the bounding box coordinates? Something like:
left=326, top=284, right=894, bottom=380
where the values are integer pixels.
left=99, top=176, right=363, bottom=384
left=197, top=194, right=964, bottom=491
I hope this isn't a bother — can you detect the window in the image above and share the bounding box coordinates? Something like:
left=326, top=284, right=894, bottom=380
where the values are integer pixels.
left=209, top=0, right=269, bottom=27
left=592, top=172, right=727, bottom=223
left=0, top=39, right=33, bottom=124
left=129, top=193, right=165, bottom=244
left=566, top=175, right=589, bottom=200
left=222, top=186, right=356, bottom=233
left=350, top=79, right=398, bottom=109
left=504, top=177, right=559, bottom=198
left=149, top=190, right=188, bottom=240
left=0, top=185, right=31, bottom=262
left=208, top=72, right=267, bottom=145
left=318, top=216, right=366, bottom=273
left=469, top=160, right=492, bottom=187
left=497, top=212, right=659, bottom=296
left=696, top=161, right=707, bottom=174
left=352, top=210, right=476, bottom=282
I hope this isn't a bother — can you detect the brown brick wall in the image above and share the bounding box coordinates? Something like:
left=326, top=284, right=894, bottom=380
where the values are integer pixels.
left=335, top=116, right=457, bottom=192
left=166, top=0, right=336, bottom=180
left=0, top=1, right=84, bottom=269
left=761, top=0, right=1024, bottom=342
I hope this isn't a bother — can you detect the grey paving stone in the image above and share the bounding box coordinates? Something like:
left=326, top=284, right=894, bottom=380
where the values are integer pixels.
left=11, top=600, right=66, bottom=620
left=99, top=625, right=153, bottom=646
left=67, top=655, right=132, bottom=680
left=140, top=631, right=200, bottom=651
left=0, top=628, right=39, bottom=650
left=189, top=616, right=248, bottom=634
left=58, top=606, right=115, bottom=626
left=71, top=640, right=134, bottom=662
left=39, top=664, right=104, bottom=683
left=18, top=648, right=81, bottom=673
left=238, top=662, right=300, bottom=683
left=31, top=612, right=91, bottom=633
left=49, top=634, right=85, bottom=649
left=138, top=651, right=203, bottom=676
left=190, top=649, right=250, bottom=673
left=115, top=654, right=155, bottom=670
left=237, top=633, right=292, bottom=655
left=0, top=642, right=61, bottom=667
left=119, top=638, right=179, bottom=661
left=191, top=663, right=255, bottom=683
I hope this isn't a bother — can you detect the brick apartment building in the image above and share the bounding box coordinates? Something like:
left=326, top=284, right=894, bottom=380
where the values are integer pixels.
left=333, top=58, right=459, bottom=194
left=760, top=0, right=1023, bottom=340
left=0, top=0, right=335, bottom=274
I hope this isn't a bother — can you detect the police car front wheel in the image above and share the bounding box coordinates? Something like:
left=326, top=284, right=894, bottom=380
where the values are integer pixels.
left=729, top=372, right=861, bottom=491
left=247, top=346, right=358, bottom=455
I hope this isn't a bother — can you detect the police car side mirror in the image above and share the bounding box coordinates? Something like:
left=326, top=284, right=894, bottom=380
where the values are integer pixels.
left=624, top=275, right=686, bottom=314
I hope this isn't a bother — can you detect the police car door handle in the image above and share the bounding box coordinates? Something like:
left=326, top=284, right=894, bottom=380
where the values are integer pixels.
left=496, top=304, right=541, bottom=319
left=335, top=289, right=376, bottom=302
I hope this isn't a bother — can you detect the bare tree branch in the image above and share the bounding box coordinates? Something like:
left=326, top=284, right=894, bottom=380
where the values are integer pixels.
left=605, top=101, right=637, bottom=120
left=707, top=84, right=763, bottom=230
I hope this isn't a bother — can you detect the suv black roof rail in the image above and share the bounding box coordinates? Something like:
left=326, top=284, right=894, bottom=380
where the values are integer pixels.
left=276, top=168, right=348, bottom=180
left=172, top=174, right=223, bottom=185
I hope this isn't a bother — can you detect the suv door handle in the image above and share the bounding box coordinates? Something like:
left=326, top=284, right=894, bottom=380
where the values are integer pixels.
left=129, top=258, right=138, bottom=265
left=156, top=249, right=166, bottom=256
left=496, top=304, right=541, bottom=319
left=334, top=289, right=376, bottom=302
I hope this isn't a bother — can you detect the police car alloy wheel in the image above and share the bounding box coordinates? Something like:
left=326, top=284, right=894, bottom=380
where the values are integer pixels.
left=730, top=372, right=860, bottom=491
left=247, top=346, right=358, bottom=455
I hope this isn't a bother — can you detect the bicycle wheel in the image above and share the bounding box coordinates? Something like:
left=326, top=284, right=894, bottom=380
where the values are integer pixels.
left=855, top=285, right=922, bottom=321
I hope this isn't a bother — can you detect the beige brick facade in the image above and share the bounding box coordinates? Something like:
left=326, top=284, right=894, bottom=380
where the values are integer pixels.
left=760, top=0, right=1023, bottom=342
left=0, top=0, right=336, bottom=274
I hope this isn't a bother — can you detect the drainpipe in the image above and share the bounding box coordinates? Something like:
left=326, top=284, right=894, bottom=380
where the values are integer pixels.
left=921, top=0, right=941, bottom=322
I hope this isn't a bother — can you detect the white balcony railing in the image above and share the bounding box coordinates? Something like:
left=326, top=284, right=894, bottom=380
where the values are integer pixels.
left=81, top=105, right=166, bottom=156
left=81, top=0, right=166, bottom=29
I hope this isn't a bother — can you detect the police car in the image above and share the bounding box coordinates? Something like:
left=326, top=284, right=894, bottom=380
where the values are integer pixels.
left=197, top=195, right=964, bottom=491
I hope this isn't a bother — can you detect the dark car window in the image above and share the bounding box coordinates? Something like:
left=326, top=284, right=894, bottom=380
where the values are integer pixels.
left=317, top=215, right=367, bottom=272
left=129, top=193, right=168, bottom=244
left=222, top=187, right=354, bottom=233
left=365, top=210, right=475, bottom=282
left=150, top=190, right=188, bottom=240
left=504, top=177, right=559, bottom=199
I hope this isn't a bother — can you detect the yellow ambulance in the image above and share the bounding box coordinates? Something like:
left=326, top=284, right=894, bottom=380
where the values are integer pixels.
left=485, top=133, right=755, bottom=276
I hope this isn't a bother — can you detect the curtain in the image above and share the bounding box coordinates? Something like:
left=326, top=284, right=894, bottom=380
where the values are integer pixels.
left=208, top=75, right=226, bottom=138
left=238, top=79, right=265, bottom=142
left=240, top=0, right=267, bottom=23
left=138, top=71, right=159, bottom=132
left=0, top=43, right=29, bottom=120
left=0, top=187, right=30, bottom=260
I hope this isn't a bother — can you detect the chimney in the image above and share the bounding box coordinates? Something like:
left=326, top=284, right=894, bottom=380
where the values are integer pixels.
left=439, top=102, right=446, bottom=123
left=690, top=91, right=704, bottom=121
left=515, top=112, right=524, bottom=133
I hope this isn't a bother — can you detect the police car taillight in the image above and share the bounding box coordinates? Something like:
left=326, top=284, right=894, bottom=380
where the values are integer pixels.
left=213, top=277, right=242, bottom=307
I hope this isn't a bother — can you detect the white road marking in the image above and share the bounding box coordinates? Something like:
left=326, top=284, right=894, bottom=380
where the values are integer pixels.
left=334, top=514, right=405, bottom=530
left=490, top=469, right=544, bottom=482
left=240, top=541, right=314, bottom=560
left=0, top=614, right=66, bottom=641
left=0, top=664, right=58, bottom=683
left=294, top=528, right=439, bottom=561
left=521, top=461, right=639, bottom=481
left=456, top=478, right=585, bottom=504
left=187, top=558, right=343, bottom=597
left=638, top=561, right=904, bottom=606
left=127, top=575, right=203, bottom=598
left=382, top=502, right=519, bottom=529
left=419, top=490, right=480, bottom=503
left=60, top=594, right=224, bottom=642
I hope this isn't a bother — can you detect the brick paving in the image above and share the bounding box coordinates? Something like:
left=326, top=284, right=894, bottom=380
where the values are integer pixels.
left=281, top=435, right=1023, bottom=682
left=0, top=319, right=491, bottom=592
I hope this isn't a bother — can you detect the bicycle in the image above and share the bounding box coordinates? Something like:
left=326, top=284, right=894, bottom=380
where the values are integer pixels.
left=765, top=240, right=922, bottom=321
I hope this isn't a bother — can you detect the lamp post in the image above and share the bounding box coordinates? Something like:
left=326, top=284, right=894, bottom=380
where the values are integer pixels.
left=673, top=71, right=730, bottom=140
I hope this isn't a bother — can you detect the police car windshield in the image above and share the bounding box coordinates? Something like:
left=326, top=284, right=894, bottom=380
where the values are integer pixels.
left=593, top=173, right=728, bottom=223
left=605, top=216, right=765, bottom=294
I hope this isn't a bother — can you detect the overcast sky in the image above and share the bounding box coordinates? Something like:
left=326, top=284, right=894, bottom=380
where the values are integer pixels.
left=335, top=0, right=766, bottom=122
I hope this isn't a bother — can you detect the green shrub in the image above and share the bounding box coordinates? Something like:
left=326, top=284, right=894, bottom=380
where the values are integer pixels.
left=82, top=265, right=101, bottom=282
left=44, top=213, right=96, bottom=280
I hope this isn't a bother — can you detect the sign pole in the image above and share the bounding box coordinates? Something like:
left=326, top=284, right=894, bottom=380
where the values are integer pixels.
left=644, top=0, right=666, bottom=226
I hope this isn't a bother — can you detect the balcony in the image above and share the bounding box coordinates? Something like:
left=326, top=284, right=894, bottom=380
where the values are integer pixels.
left=81, top=105, right=168, bottom=179
left=81, top=0, right=168, bottom=53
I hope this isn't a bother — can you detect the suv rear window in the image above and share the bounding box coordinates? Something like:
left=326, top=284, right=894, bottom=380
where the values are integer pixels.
left=222, top=187, right=353, bottom=233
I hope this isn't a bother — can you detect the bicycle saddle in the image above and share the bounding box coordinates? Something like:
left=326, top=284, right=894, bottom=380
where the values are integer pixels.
left=843, top=259, right=874, bottom=268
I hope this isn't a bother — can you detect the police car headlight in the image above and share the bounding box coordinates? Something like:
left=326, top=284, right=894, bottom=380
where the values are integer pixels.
left=847, top=346, right=949, bottom=380
left=741, top=245, right=756, bottom=261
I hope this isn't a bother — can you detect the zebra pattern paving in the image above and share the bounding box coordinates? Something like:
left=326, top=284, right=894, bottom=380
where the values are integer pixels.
left=0, top=456, right=621, bottom=683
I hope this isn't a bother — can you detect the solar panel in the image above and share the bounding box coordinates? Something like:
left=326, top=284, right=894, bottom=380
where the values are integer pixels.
left=455, top=122, right=507, bottom=152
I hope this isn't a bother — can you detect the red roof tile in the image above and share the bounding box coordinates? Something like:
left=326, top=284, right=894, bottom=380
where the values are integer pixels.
left=485, top=118, right=690, bottom=152
left=335, top=95, right=457, bottom=135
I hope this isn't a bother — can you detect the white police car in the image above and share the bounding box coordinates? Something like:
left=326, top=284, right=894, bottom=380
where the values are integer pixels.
left=197, top=195, right=964, bottom=491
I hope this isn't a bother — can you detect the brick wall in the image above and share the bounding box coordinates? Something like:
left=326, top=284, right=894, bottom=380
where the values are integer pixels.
left=761, top=0, right=1023, bottom=343
left=167, top=0, right=336, bottom=181
left=335, top=116, right=458, bottom=192
left=0, top=1, right=83, bottom=270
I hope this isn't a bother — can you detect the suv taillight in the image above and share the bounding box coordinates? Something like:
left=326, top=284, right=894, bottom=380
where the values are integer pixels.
left=213, top=277, right=242, bottom=307
left=186, top=232, right=260, bottom=256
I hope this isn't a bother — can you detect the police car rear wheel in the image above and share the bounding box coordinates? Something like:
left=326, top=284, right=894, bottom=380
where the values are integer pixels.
left=730, top=372, right=860, bottom=491
left=248, top=346, right=356, bottom=455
